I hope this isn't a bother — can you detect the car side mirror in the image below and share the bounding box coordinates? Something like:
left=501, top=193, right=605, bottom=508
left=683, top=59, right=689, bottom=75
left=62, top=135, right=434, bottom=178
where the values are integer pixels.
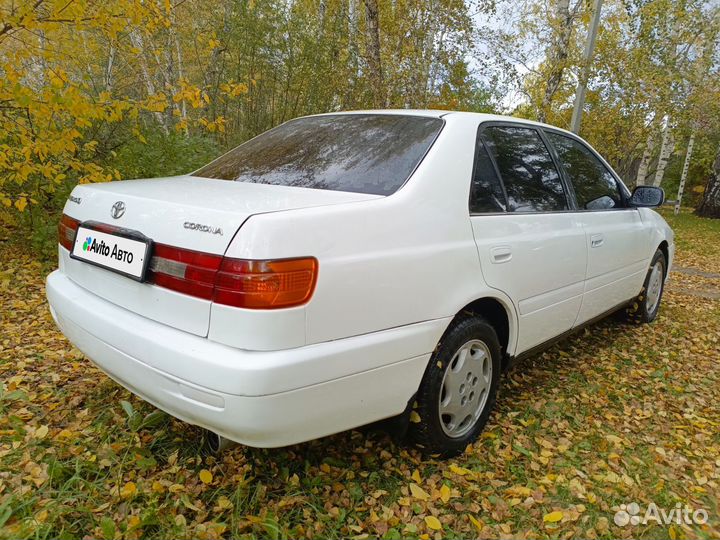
left=630, top=186, right=664, bottom=208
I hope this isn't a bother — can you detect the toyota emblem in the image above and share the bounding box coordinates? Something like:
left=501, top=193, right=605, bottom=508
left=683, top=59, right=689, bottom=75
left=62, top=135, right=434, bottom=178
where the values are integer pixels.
left=111, top=201, right=126, bottom=219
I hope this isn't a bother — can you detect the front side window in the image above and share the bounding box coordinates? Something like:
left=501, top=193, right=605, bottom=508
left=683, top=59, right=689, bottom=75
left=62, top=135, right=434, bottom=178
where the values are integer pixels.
left=545, top=132, right=623, bottom=210
left=192, top=114, right=444, bottom=196
left=481, top=126, right=567, bottom=212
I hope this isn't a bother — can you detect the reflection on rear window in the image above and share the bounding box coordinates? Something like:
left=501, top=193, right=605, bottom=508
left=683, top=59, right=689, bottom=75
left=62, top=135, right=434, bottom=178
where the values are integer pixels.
left=192, top=114, right=443, bottom=195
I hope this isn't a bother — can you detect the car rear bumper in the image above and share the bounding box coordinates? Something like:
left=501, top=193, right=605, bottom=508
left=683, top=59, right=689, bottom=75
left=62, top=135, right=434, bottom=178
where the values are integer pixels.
left=46, top=270, right=446, bottom=447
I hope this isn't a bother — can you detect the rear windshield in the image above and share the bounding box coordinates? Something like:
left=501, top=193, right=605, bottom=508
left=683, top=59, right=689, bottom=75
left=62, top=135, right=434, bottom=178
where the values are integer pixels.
left=192, top=114, right=444, bottom=195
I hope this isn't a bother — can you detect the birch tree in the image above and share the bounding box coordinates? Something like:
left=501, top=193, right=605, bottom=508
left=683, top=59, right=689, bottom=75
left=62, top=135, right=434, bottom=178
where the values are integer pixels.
left=636, top=128, right=656, bottom=186
left=652, top=118, right=674, bottom=187
left=362, top=0, right=384, bottom=107
left=675, top=131, right=695, bottom=214
left=538, top=0, right=582, bottom=123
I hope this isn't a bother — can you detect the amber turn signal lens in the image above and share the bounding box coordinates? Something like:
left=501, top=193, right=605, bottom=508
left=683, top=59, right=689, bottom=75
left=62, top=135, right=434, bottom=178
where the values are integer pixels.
left=213, top=257, right=318, bottom=309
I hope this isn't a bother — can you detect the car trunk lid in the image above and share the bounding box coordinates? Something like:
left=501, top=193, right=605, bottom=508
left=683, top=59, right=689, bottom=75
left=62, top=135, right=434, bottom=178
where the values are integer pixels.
left=60, top=175, right=379, bottom=336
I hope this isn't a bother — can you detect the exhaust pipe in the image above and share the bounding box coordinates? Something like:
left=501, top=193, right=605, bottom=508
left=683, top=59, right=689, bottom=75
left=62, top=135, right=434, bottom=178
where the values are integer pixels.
left=205, top=431, right=239, bottom=452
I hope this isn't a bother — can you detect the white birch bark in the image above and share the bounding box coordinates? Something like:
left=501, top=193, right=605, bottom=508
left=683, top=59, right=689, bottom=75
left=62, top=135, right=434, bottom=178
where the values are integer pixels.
left=652, top=119, right=674, bottom=187
left=175, top=34, right=187, bottom=130
left=674, top=131, right=695, bottom=215
left=635, top=129, right=655, bottom=186
left=538, top=0, right=578, bottom=123
left=129, top=29, right=168, bottom=133
left=105, top=43, right=115, bottom=92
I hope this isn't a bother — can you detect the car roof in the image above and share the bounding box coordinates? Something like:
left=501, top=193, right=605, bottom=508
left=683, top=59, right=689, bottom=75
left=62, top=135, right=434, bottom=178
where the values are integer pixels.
left=305, top=109, right=578, bottom=139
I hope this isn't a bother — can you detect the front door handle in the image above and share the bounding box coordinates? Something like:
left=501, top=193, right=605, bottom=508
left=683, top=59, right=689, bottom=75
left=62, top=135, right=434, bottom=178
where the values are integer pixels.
left=490, top=245, right=512, bottom=264
left=590, top=234, right=604, bottom=248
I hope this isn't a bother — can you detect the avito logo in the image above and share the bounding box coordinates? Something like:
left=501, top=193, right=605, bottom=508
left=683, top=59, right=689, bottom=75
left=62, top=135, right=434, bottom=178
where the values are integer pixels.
left=82, top=237, right=111, bottom=257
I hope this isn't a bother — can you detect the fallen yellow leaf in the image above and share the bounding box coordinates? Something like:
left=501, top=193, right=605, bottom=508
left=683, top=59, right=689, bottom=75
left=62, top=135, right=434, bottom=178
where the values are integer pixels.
left=440, top=484, right=451, bottom=503
left=411, top=469, right=422, bottom=483
left=199, top=469, right=213, bottom=484
left=409, top=483, right=430, bottom=501
left=468, top=514, right=483, bottom=532
left=120, top=481, right=137, bottom=499
left=449, top=464, right=472, bottom=476
left=543, top=510, right=563, bottom=523
left=409, top=411, right=421, bottom=423
left=35, top=425, right=49, bottom=439
left=424, top=515, right=442, bottom=530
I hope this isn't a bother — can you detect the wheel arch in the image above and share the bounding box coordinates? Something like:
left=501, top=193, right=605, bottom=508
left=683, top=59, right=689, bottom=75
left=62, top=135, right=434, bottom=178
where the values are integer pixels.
left=657, top=240, right=669, bottom=278
left=452, top=296, right=517, bottom=369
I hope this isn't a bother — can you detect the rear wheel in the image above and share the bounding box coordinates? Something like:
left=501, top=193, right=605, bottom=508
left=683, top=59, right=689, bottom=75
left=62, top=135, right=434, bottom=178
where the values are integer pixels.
left=625, top=249, right=666, bottom=324
left=410, top=315, right=501, bottom=457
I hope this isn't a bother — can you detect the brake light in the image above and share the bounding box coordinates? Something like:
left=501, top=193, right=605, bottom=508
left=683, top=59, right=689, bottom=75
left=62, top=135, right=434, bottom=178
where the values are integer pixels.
left=58, top=214, right=80, bottom=250
left=149, top=244, right=223, bottom=300
left=148, top=245, right=317, bottom=309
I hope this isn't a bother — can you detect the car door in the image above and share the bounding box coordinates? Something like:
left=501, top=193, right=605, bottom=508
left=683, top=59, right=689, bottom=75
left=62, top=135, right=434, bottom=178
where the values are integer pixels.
left=543, top=130, right=650, bottom=325
left=469, top=123, right=587, bottom=355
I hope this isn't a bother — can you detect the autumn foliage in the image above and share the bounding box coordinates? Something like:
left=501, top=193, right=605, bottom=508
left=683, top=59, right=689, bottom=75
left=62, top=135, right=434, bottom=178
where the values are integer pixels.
left=1, top=211, right=719, bottom=537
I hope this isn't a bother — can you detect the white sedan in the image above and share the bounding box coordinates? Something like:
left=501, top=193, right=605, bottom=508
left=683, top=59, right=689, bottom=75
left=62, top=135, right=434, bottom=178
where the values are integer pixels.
left=46, top=111, right=673, bottom=456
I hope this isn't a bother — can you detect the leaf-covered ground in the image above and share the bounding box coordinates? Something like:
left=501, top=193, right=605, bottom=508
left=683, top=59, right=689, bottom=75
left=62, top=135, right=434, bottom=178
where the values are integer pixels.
left=1, top=210, right=719, bottom=540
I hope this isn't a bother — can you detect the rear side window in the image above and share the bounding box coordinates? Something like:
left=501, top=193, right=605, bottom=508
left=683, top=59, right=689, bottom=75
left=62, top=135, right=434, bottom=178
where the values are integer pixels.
left=470, top=140, right=507, bottom=213
left=545, top=132, right=623, bottom=210
left=192, top=114, right=443, bottom=196
left=481, top=126, right=568, bottom=212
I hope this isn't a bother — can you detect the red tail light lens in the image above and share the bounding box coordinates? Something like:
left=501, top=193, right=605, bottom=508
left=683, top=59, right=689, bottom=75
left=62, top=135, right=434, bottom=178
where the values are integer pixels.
left=148, top=245, right=317, bottom=309
left=213, top=257, right=318, bottom=309
left=58, top=214, right=80, bottom=250
left=59, top=212, right=318, bottom=309
left=148, top=244, right=223, bottom=300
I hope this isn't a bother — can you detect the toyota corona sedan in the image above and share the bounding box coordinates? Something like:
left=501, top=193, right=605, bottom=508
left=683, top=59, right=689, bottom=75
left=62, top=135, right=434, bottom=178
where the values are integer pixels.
left=46, top=111, right=673, bottom=455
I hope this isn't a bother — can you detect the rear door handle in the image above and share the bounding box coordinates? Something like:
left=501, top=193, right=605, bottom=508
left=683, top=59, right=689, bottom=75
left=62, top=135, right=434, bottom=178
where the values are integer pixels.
left=490, top=245, right=512, bottom=264
left=590, top=234, right=604, bottom=248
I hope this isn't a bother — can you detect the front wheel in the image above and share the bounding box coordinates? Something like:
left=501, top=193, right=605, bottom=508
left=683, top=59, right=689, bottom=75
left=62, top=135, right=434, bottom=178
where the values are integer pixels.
left=625, top=249, right=666, bottom=324
left=410, top=315, right=501, bottom=457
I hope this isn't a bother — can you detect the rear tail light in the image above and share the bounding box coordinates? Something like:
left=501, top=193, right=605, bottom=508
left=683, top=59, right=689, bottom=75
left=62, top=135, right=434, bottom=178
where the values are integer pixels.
left=149, top=244, right=223, bottom=300
left=213, top=257, right=318, bottom=309
left=58, top=214, right=80, bottom=250
left=149, top=244, right=317, bottom=309
left=60, top=213, right=318, bottom=309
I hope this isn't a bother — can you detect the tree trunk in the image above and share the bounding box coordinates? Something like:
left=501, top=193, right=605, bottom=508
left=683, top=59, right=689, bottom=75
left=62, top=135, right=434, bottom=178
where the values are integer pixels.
left=362, top=0, right=384, bottom=107
left=129, top=29, right=168, bottom=133
left=674, top=131, right=695, bottom=215
left=538, top=0, right=577, bottom=123
left=696, top=144, right=720, bottom=219
left=652, top=118, right=673, bottom=187
left=105, top=43, right=115, bottom=91
left=348, top=0, right=359, bottom=64
left=636, top=128, right=655, bottom=186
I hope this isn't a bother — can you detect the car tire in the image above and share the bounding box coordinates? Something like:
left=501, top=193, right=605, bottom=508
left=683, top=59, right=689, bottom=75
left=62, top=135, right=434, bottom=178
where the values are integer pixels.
left=410, top=314, right=501, bottom=457
left=625, top=249, right=666, bottom=324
